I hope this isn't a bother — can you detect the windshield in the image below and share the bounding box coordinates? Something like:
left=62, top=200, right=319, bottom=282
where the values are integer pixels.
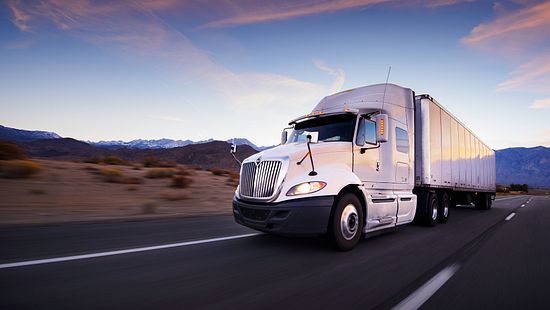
left=287, top=114, right=356, bottom=143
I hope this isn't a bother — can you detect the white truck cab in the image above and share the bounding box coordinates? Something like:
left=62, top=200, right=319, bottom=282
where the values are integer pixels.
left=232, top=84, right=495, bottom=250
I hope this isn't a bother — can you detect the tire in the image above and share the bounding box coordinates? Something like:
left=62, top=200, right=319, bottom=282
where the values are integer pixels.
left=330, top=193, right=364, bottom=251
left=438, top=192, right=450, bottom=224
left=425, top=192, right=439, bottom=227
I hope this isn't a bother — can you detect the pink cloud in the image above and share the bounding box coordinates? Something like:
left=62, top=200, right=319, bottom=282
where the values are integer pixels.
left=530, top=97, right=550, bottom=109
left=462, top=1, right=550, bottom=47
left=199, top=0, right=476, bottom=29
left=461, top=1, right=550, bottom=93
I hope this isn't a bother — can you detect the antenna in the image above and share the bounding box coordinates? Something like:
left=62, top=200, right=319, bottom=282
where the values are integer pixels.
left=381, top=66, right=392, bottom=114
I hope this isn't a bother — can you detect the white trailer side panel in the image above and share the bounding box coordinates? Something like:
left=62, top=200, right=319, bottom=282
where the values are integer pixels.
left=415, top=96, right=495, bottom=191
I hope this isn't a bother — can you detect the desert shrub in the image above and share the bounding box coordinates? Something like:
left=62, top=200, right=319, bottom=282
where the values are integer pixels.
left=0, top=142, right=26, bottom=160
left=227, top=171, right=240, bottom=187
left=510, top=184, right=528, bottom=192
left=30, top=189, right=46, bottom=195
left=102, top=155, right=127, bottom=165
left=126, top=186, right=138, bottom=191
left=142, top=157, right=176, bottom=168
left=171, top=175, right=192, bottom=188
left=145, top=168, right=177, bottom=179
left=210, top=168, right=229, bottom=176
left=176, top=167, right=192, bottom=176
left=99, top=168, right=123, bottom=182
left=0, top=160, right=41, bottom=179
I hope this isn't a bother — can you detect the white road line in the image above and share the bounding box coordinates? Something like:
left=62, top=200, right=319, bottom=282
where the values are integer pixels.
left=521, top=204, right=525, bottom=208
left=393, top=264, right=460, bottom=310
left=505, top=213, right=516, bottom=221
left=495, top=196, right=522, bottom=202
left=0, top=233, right=261, bottom=270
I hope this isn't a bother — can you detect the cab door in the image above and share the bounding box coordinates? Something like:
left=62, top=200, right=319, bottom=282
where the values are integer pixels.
left=353, top=116, right=398, bottom=230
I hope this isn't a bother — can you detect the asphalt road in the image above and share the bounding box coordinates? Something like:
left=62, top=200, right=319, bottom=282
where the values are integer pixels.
left=1, top=195, right=548, bottom=309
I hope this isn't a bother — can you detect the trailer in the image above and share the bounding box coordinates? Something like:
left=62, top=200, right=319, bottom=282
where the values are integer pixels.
left=232, top=83, right=496, bottom=250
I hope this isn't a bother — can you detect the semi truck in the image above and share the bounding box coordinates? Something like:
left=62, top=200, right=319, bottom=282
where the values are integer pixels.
left=232, top=83, right=496, bottom=250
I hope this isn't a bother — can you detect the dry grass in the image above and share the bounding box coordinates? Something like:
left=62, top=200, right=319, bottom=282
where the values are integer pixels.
left=0, top=142, right=26, bottom=160
left=99, top=168, right=142, bottom=184
left=145, top=167, right=191, bottom=179
left=102, top=155, right=127, bottom=165
left=142, top=157, right=176, bottom=168
left=84, top=156, right=128, bottom=165
left=0, top=160, right=41, bottom=179
left=145, top=168, right=177, bottom=179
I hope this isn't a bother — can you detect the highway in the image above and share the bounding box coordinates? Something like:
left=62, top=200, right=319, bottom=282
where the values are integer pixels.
left=1, top=195, right=549, bottom=309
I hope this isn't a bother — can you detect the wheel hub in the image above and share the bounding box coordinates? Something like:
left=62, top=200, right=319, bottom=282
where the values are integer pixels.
left=341, top=204, right=359, bottom=240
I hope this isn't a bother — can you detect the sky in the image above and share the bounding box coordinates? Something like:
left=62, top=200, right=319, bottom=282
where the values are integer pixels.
left=0, top=0, right=549, bottom=149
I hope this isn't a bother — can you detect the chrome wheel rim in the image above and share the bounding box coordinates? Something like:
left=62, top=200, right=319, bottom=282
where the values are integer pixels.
left=340, top=204, right=359, bottom=240
left=431, top=202, right=438, bottom=221
left=444, top=203, right=449, bottom=218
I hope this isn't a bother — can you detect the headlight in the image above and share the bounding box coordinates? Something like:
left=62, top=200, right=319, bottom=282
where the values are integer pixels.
left=286, top=181, right=326, bottom=196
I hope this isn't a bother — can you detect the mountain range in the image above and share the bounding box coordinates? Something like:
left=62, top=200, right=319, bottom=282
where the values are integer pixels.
left=1, top=124, right=548, bottom=187
left=90, top=138, right=272, bottom=151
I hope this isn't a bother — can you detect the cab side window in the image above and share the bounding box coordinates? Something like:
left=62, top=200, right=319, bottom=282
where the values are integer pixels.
left=396, top=127, right=409, bottom=153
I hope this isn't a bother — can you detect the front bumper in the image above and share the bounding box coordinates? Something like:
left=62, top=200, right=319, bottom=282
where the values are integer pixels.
left=232, top=196, right=334, bottom=235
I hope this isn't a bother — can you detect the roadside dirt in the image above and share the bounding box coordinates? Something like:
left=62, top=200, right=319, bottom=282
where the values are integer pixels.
left=0, top=159, right=237, bottom=226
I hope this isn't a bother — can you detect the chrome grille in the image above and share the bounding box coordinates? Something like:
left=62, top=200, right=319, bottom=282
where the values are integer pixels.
left=240, top=160, right=282, bottom=199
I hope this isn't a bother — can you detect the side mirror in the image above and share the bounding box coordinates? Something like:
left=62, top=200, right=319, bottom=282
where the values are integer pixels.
left=281, top=130, right=288, bottom=145
left=306, top=132, right=319, bottom=143
left=376, top=114, right=388, bottom=143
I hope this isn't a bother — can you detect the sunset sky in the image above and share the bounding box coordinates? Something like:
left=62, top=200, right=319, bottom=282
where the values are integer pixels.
left=1, top=0, right=549, bottom=148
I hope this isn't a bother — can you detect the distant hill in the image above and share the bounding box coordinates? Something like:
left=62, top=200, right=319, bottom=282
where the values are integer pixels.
left=0, top=125, right=60, bottom=142
left=19, top=138, right=106, bottom=160
left=15, top=138, right=256, bottom=171
left=496, top=146, right=550, bottom=188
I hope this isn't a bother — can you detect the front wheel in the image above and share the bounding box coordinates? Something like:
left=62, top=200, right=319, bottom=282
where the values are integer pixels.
left=330, top=193, right=364, bottom=251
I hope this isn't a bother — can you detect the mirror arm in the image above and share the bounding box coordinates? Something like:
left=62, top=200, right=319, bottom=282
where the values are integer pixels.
left=231, top=151, right=242, bottom=166
left=360, top=142, right=381, bottom=154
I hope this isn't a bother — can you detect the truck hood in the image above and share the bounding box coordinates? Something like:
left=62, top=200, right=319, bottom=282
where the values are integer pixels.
left=244, top=142, right=351, bottom=163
